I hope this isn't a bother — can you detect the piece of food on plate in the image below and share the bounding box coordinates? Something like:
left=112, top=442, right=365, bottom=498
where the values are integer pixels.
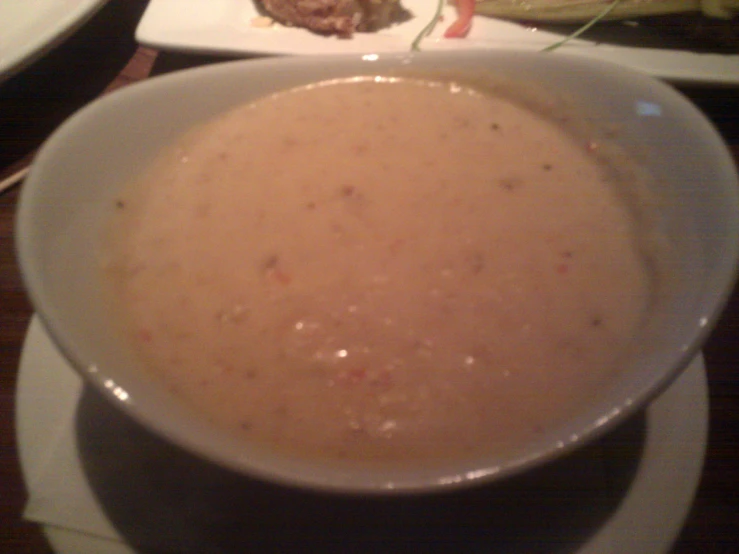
left=256, top=0, right=410, bottom=37
left=471, top=0, right=738, bottom=22
left=465, top=0, right=739, bottom=51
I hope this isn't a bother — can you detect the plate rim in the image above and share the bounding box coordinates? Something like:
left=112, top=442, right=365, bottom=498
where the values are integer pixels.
left=15, top=315, right=707, bottom=554
left=134, top=0, right=739, bottom=85
left=0, top=0, right=110, bottom=83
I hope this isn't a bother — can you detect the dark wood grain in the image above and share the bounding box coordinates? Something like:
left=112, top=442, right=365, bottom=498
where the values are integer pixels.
left=1, top=2, right=738, bottom=552
left=0, top=1, right=152, bottom=552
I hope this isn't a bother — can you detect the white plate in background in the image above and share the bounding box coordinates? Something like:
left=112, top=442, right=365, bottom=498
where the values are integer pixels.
left=0, top=0, right=109, bottom=82
left=136, top=0, right=739, bottom=84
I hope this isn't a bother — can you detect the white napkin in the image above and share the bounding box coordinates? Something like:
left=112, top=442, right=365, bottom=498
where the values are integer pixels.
left=20, top=319, right=122, bottom=543
left=23, top=420, right=123, bottom=542
left=19, top=317, right=707, bottom=554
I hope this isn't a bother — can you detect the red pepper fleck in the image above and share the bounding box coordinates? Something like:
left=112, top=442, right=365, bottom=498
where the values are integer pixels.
left=444, top=0, right=475, bottom=38
left=389, top=238, right=405, bottom=255
left=219, top=363, right=235, bottom=374
left=270, top=268, right=292, bottom=285
left=371, top=370, right=393, bottom=387
left=262, top=254, right=292, bottom=285
left=339, top=368, right=366, bottom=385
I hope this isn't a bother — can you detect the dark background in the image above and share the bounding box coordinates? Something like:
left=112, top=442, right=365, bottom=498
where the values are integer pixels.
left=1, top=0, right=738, bottom=551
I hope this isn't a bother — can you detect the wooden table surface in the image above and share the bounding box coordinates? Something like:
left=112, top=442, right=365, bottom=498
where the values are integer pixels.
left=1, top=1, right=738, bottom=552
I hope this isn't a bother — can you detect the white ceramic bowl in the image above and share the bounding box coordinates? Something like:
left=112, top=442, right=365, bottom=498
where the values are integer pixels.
left=15, top=51, right=739, bottom=493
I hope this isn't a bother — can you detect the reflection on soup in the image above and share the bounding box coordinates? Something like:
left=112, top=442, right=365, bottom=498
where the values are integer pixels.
left=102, top=77, right=658, bottom=467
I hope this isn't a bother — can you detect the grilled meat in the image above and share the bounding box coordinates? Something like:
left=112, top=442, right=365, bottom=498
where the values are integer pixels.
left=257, top=0, right=409, bottom=37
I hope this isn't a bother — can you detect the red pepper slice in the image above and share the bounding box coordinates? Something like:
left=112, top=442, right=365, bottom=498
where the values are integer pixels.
left=444, top=0, right=475, bottom=39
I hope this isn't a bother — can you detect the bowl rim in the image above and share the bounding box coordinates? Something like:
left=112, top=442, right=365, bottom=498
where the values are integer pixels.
left=14, top=49, right=739, bottom=494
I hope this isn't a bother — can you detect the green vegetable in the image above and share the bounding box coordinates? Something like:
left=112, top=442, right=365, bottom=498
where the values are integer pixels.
left=411, top=0, right=444, bottom=50
left=411, top=0, right=737, bottom=52
left=473, top=0, right=738, bottom=22
left=541, top=0, right=623, bottom=51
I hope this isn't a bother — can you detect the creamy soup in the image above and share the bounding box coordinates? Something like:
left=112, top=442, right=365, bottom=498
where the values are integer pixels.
left=102, top=77, right=656, bottom=467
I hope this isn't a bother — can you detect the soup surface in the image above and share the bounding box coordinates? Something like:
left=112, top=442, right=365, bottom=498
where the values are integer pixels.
left=102, top=77, right=654, bottom=466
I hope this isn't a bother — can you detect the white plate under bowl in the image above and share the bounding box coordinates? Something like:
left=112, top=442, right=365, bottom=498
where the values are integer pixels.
left=16, top=316, right=708, bottom=554
left=0, top=0, right=109, bottom=83
left=136, top=0, right=739, bottom=84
